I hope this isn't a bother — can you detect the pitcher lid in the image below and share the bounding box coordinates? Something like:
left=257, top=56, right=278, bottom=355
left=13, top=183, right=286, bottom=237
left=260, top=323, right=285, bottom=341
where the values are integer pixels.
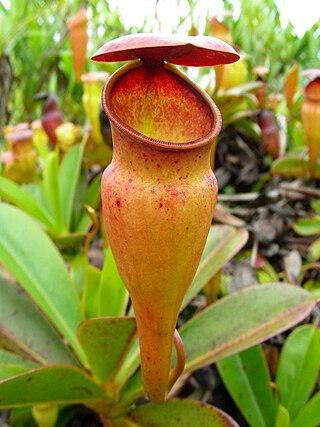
left=91, top=33, right=239, bottom=67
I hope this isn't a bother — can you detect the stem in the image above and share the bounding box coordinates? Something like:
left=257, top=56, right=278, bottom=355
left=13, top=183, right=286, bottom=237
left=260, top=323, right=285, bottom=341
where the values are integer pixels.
left=83, top=204, right=99, bottom=255
left=81, top=204, right=99, bottom=319
left=268, top=381, right=282, bottom=405
left=167, top=329, right=185, bottom=394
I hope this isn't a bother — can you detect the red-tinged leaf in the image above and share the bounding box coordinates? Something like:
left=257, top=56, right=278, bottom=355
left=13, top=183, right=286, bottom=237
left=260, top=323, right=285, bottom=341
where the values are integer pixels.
left=213, top=204, right=245, bottom=227
left=91, top=33, right=239, bottom=67
left=126, top=399, right=239, bottom=427
left=0, top=366, right=106, bottom=408
left=77, top=317, right=137, bottom=386
left=180, top=284, right=318, bottom=374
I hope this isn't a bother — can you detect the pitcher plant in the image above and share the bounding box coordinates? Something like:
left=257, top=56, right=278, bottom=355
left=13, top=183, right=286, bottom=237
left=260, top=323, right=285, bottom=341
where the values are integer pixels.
left=302, top=75, right=320, bottom=177
left=92, top=34, right=239, bottom=403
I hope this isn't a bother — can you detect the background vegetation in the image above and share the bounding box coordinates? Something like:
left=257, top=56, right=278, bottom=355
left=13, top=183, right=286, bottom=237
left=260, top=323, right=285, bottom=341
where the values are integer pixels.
left=0, top=0, right=319, bottom=426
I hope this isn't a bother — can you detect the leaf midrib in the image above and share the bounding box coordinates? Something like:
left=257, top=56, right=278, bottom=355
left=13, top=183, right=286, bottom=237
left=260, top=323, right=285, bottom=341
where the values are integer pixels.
left=0, top=239, right=85, bottom=362
left=184, top=298, right=315, bottom=373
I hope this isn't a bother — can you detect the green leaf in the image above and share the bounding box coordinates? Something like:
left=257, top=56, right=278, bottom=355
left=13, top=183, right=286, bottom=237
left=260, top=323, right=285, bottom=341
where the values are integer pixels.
left=0, top=177, right=54, bottom=229
left=69, top=168, right=87, bottom=230
left=217, top=345, right=275, bottom=427
left=257, top=258, right=279, bottom=284
left=0, top=349, right=37, bottom=381
left=127, top=399, right=238, bottom=427
left=311, top=199, right=320, bottom=213
left=119, top=367, right=143, bottom=404
left=235, top=119, right=260, bottom=142
left=309, top=236, right=320, bottom=261
left=292, top=391, right=320, bottom=427
left=98, top=248, right=129, bottom=317
left=76, top=173, right=101, bottom=233
left=0, top=366, right=106, bottom=408
left=223, top=81, right=265, bottom=96
left=180, top=284, right=317, bottom=374
left=0, top=203, right=86, bottom=364
left=293, top=216, right=320, bottom=236
left=0, top=274, right=78, bottom=365
left=274, top=405, right=290, bottom=427
left=182, top=225, right=249, bottom=309
left=42, top=151, right=64, bottom=231
left=77, top=317, right=137, bottom=387
left=276, top=324, right=320, bottom=419
left=271, top=155, right=320, bottom=178
left=82, top=263, right=101, bottom=319
left=34, top=137, right=51, bottom=161
left=224, top=109, right=258, bottom=126
left=59, top=143, right=84, bottom=230
left=51, top=231, right=86, bottom=250
left=10, top=407, right=37, bottom=427
left=112, top=337, right=140, bottom=395
left=0, top=2, right=8, bottom=14
left=70, top=252, right=85, bottom=295
left=24, top=182, right=52, bottom=214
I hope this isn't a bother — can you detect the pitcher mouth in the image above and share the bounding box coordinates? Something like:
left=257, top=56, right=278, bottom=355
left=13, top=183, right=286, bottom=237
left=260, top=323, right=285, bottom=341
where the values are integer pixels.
left=102, top=59, right=222, bottom=151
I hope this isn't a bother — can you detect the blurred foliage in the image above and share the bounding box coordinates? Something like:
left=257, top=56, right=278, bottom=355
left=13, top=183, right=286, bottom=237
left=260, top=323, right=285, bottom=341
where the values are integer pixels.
left=0, top=0, right=127, bottom=128
left=0, top=1, right=319, bottom=425
left=1, top=0, right=319, bottom=131
left=223, top=0, right=320, bottom=90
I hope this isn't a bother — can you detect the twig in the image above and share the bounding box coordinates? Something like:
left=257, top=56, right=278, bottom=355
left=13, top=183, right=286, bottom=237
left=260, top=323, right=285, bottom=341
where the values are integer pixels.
left=83, top=205, right=99, bottom=256
left=218, top=189, right=279, bottom=202
left=279, top=182, right=320, bottom=198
